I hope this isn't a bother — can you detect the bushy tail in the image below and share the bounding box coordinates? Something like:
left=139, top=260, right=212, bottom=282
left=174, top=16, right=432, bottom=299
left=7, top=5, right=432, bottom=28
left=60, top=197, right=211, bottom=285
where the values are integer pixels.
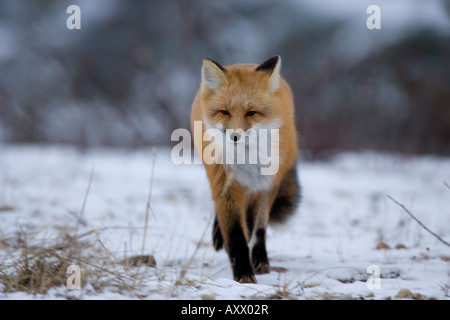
left=269, top=166, right=301, bottom=224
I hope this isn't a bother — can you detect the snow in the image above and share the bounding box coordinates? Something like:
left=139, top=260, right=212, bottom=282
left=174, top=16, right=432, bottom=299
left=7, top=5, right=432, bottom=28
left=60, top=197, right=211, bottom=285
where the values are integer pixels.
left=0, top=145, right=449, bottom=300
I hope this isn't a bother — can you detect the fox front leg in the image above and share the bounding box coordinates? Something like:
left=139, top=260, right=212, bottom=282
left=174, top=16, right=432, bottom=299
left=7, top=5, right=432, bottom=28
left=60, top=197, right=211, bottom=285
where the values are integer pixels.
left=214, top=187, right=256, bottom=284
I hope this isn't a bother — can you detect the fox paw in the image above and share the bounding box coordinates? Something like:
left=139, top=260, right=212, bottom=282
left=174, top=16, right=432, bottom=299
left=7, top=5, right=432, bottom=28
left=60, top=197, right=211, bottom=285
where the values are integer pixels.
left=212, top=234, right=223, bottom=251
left=253, top=261, right=270, bottom=275
left=235, top=274, right=257, bottom=284
left=212, top=217, right=224, bottom=251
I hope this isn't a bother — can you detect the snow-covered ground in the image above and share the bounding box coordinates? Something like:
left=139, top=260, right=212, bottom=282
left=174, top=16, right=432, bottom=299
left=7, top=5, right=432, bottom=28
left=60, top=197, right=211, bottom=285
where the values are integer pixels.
left=0, top=145, right=449, bottom=300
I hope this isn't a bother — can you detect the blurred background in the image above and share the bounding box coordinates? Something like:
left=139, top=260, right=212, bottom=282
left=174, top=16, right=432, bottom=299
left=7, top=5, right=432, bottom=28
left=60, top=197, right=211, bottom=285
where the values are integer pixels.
left=0, top=0, right=449, bottom=158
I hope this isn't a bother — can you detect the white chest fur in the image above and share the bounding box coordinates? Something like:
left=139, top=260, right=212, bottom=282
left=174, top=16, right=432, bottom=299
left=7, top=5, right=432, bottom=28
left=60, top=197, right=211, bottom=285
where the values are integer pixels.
left=226, top=163, right=275, bottom=193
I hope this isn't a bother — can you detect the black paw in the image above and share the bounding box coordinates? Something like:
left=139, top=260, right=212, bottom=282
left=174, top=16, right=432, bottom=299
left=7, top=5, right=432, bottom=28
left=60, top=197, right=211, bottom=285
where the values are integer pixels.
left=253, top=261, right=270, bottom=275
left=251, top=228, right=270, bottom=274
left=235, top=274, right=257, bottom=284
left=212, top=216, right=223, bottom=250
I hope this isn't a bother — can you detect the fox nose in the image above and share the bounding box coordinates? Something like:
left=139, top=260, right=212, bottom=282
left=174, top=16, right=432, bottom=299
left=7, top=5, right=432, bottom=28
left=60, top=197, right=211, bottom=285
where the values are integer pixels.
left=230, top=132, right=241, bottom=142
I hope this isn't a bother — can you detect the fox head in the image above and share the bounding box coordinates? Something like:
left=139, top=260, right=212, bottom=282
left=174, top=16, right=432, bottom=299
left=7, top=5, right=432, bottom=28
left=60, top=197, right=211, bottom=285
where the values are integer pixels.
left=200, top=56, right=283, bottom=138
left=198, top=56, right=284, bottom=177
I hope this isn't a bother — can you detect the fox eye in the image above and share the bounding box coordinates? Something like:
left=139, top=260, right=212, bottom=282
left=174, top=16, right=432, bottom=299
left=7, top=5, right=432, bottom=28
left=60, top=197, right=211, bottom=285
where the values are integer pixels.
left=220, top=110, right=230, bottom=115
left=246, top=111, right=256, bottom=117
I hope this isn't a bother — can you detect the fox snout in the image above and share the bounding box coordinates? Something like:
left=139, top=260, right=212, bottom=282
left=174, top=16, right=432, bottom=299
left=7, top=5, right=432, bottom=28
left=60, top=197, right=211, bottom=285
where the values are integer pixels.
left=229, top=131, right=241, bottom=143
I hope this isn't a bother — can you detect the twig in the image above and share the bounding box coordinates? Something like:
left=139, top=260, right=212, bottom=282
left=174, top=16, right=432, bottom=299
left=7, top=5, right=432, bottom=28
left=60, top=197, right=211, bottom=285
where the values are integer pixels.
left=172, top=213, right=213, bottom=297
left=147, top=148, right=158, bottom=221
left=141, top=147, right=157, bottom=257
left=387, top=195, right=450, bottom=248
left=133, top=148, right=157, bottom=288
left=444, top=181, right=450, bottom=191
left=80, top=168, right=95, bottom=219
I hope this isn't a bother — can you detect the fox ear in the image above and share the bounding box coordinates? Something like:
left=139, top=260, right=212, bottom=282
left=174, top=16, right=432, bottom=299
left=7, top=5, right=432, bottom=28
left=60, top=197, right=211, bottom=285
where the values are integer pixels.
left=201, top=59, right=227, bottom=91
left=256, top=56, right=281, bottom=92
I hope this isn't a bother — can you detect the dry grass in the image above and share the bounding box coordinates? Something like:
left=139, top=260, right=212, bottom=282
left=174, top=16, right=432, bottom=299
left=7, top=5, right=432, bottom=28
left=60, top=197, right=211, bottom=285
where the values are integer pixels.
left=0, top=224, right=158, bottom=298
left=1, top=227, right=87, bottom=295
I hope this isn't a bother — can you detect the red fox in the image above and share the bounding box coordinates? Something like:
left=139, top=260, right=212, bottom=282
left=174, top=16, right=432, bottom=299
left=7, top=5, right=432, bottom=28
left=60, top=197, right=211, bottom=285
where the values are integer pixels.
left=190, top=56, right=300, bottom=283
